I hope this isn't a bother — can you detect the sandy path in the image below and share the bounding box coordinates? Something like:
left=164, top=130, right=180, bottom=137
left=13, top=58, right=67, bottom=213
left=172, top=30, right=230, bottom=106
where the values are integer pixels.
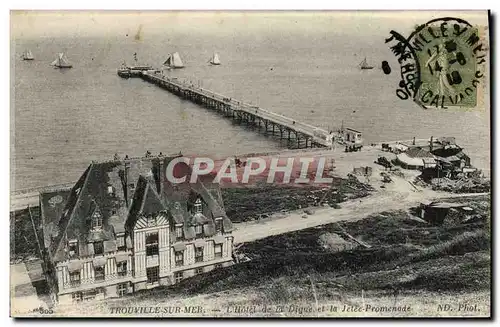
left=232, top=175, right=488, bottom=244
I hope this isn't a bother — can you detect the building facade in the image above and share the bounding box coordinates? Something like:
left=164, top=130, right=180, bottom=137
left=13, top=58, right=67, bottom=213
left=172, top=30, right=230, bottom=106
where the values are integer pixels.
left=39, top=155, right=234, bottom=304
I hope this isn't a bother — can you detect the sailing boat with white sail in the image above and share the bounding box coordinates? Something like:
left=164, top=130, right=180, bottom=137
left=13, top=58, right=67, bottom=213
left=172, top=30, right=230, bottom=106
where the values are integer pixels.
left=163, top=52, right=184, bottom=69
left=359, top=57, right=374, bottom=70
left=22, top=49, right=34, bottom=61
left=209, top=52, right=221, bottom=65
left=51, top=53, right=73, bottom=69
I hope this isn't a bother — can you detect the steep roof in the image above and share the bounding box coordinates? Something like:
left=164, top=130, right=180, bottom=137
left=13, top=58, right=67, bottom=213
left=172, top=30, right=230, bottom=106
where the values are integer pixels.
left=44, top=155, right=231, bottom=263
left=126, top=175, right=167, bottom=230
left=49, top=162, right=128, bottom=262
left=406, top=147, right=434, bottom=159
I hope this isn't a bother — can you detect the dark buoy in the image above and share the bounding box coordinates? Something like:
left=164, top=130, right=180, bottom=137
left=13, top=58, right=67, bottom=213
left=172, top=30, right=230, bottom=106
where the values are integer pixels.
left=382, top=60, right=391, bottom=75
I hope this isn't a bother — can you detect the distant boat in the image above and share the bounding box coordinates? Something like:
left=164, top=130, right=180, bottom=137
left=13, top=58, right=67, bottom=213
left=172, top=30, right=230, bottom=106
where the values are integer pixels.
left=22, top=49, right=34, bottom=61
left=359, top=57, right=374, bottom=70
left=163, top=52, right=184, bottom=69
left=51, top=53, right=72, bottom=68
left=209, top=52, right=221, bottom=65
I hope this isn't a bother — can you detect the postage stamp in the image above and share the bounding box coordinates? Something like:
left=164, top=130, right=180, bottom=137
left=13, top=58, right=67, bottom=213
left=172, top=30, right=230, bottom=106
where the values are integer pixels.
left=385, top=17, right=488, bottom=109
left=9, top=11, right=491, bottom=319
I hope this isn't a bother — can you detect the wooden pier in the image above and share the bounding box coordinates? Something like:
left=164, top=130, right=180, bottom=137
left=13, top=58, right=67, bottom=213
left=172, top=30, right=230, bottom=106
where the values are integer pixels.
left=139, top=71, right=334, bottom=149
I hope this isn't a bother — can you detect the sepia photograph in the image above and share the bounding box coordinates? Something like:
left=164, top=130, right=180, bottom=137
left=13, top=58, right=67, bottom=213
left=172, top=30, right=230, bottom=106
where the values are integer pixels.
left=9, top=9, right=491, bottom=318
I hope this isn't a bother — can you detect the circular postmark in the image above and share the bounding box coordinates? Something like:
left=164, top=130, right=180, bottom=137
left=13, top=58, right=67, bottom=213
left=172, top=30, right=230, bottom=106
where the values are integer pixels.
left=386, top=17, right=487, bottom=109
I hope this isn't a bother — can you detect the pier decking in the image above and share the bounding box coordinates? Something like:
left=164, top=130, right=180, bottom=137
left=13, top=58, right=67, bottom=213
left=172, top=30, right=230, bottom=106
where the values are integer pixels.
left=139, top=71, right=334, bottom=149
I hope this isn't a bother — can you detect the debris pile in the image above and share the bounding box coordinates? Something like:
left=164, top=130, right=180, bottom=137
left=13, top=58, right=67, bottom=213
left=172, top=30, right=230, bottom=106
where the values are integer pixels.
left=430, top=177, right=491, bottom=193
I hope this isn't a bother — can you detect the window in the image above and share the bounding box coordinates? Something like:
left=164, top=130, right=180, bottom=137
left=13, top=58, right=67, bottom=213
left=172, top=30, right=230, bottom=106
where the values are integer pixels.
left=194, top=198, right=202, bottom=214
left=215, top=263, right=223, bottom=269
left=195, top=267, right=204, bottom=275
left=94, top=241, right=104, bottom=255
left=146, top=232, right=159, bottom=256
left=117, top=236, right=126, bottom=251
left=215, top=218, right=223, bottom=233
left=214, top=244, right=223, bottom=258
left=68, top=241, right=79, bottom=259
left=174, top=271, right=183, bottom=283
left=117, top=261, right=127, bottom=277
left=195, top=225, right=203, bottom=237
left=175, top=226, right=183, bottom=240
left=107, top=186, right=114, bottom=195
left=117, top=283, right=128, bottom=297
left=146, top=267, right=159, bottom=284
left=91, top=210, right=103, bottom=230
left=69, top=271, right=81, bottom=287
left=82, top=289, right=102, bottom=301
left=94, top=266, right=105, bottom=281
left=175, top=251, right=184, bottom=267
left=72, top=292, right=83, bottom=303
left=195, top=247, right=204, bottom=263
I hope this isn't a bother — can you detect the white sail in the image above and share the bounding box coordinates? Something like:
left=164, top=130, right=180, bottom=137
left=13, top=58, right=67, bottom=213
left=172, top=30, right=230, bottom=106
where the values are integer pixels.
left=210, top=52, right=220, bottom=65
left=51, top=53, right=72, bottom=68
left=51, top=56, right=59, bottom=66
left=171, top=52, right=184, bottom=68
left=59, top=53, right=71, bottom=66
left=23, top=49, right=34, bottom=60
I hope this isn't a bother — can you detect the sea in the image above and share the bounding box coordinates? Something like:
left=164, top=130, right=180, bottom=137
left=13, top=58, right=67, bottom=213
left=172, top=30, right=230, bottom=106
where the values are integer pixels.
left=11, top=31, right=491, bottom=191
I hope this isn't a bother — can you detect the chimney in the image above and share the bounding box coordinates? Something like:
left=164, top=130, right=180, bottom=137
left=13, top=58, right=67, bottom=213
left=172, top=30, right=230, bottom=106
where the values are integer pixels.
left=124, top=160, right=131, bottom=207
left=412, top=137, right=416, bottom=145
left=158, top=158, right=165, bottom=196
left=430, top=136, right=434, bottom=152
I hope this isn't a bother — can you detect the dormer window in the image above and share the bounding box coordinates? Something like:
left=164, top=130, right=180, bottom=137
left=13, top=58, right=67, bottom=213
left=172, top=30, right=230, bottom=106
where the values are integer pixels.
left=195, top=225, right=203, bottom=237
left=68, top=240, right=79, bottom=259
left=175, top=226, right=183, bottom=240
left=215, top=217, right=223, bottom=233
left=91, top=210, right=103, bottom=230
left=194, top=198, right=202, bottom=214
left=117, top=235, right=126, bottom=251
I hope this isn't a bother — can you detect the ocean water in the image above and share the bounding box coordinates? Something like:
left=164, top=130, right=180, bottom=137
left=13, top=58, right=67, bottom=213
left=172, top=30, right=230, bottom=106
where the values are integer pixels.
left=11, top=31, right=490, bottom=190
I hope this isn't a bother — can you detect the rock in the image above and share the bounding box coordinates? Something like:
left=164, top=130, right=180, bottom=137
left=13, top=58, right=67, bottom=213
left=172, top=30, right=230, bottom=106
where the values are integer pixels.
left=304, top=208, right=315, bottom=215
left=302, top=214, right=308, bottom=219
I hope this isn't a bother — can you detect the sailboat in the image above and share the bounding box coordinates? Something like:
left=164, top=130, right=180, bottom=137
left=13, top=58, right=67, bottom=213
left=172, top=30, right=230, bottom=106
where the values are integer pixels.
left=51, top=53, right=73, bottom=69
left=359, top=57, right=374, bottom=70
left=209, top=52, right=221, bottom=65
left=22, top=49, right=34, bottom=61
left=163, top=52, right=184, bottom=69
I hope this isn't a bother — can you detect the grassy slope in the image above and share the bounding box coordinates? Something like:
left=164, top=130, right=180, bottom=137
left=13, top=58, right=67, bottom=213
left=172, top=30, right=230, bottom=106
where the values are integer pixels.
left=53, top=197, right=490, bottom=317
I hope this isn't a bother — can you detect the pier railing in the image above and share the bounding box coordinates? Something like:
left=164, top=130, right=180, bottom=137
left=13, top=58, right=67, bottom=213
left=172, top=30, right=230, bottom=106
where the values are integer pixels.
left=143, top=72, right=332, bottom=147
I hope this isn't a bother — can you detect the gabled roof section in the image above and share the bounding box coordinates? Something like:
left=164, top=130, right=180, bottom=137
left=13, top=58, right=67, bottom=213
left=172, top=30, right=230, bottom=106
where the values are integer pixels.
left=126, top=175, right=167, bottom=230
left=50, top=161, right=127, bottom=262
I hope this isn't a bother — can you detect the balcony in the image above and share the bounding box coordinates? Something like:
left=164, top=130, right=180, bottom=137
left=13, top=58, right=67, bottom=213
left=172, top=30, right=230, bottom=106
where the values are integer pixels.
left=146, top=255, right=159, bottom=267
left=70, top=280, right=81, bottom=287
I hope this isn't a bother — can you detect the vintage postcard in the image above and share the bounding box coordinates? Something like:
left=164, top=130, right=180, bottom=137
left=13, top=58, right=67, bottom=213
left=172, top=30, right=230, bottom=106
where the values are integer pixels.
left=10, top=10, right=491, bottom=318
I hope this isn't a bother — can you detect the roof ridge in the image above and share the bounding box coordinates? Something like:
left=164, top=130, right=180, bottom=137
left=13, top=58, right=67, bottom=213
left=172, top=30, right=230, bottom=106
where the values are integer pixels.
left=53, top=163, right=95, bottom=260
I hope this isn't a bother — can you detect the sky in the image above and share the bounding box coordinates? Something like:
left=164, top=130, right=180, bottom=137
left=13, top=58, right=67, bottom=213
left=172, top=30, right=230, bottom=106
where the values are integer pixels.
left=10, top=10, right=489, bottom=39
